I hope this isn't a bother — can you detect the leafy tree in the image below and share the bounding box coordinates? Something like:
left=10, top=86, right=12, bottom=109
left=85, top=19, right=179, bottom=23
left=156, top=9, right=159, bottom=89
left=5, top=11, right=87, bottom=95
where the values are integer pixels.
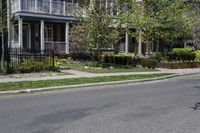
left=121, top=0, right=199, bottom=53
left=75, top=0, right=122, bottom=60
left=0, top=0, right=7, bottom=73
left=69, top=25, right=87, bottom=52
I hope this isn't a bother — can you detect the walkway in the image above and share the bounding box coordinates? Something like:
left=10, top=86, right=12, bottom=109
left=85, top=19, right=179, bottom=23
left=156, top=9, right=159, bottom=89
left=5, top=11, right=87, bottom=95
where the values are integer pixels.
left=0, top=68, right=199, bottom=83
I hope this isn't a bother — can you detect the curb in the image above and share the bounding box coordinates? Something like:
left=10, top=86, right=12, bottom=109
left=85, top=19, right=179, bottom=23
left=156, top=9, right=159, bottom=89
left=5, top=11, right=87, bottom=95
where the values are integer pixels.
left=0, top=74, right=181, bottom=96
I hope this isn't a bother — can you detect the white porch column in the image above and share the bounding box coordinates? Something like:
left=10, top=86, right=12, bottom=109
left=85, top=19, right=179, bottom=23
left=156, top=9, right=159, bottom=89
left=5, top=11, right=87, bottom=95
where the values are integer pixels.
left=138, top=30, right=142, bottom=56
left=50, top=0, right=52, bottom=14
left=63, top=1, right=66, bottom=15
left=35, top=0, right=38, bottom=12
left=72, top=0, right=74, bottom=13
left=125, top=30, right=129, bottom=54
left=18, top=18, right=23, bottom=49
left=40, top=20, right=45, bottom=53
left=19, top=0, right=21, bottom=11
left=65, top=22, right=69, bottom=54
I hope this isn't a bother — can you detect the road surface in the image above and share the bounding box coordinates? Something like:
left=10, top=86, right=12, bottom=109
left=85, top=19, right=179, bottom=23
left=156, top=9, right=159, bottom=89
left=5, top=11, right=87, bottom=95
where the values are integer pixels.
left=0, top=74, right=200, bottom=133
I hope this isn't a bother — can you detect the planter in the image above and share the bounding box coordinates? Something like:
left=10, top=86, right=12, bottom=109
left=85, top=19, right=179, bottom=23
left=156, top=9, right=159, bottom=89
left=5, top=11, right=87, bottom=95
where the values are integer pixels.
left=158, top=62, right=200, bottom=69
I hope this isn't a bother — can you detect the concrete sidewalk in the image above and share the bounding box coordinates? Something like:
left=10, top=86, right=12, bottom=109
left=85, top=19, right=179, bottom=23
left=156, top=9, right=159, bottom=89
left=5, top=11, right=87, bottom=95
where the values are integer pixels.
left=157, top=68, right=200, bottom=75
left=0, top=68, right=199, bottom=83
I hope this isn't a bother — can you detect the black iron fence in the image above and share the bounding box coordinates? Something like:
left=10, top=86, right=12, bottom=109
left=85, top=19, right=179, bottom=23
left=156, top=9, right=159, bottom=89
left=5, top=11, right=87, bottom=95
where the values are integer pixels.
left=4, top=48, right=56, bottom=74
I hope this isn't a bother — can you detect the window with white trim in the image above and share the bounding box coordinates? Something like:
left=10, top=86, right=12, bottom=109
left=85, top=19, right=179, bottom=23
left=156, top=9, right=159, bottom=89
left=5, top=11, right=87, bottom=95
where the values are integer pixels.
left=44, top=24, right=53, bottom=42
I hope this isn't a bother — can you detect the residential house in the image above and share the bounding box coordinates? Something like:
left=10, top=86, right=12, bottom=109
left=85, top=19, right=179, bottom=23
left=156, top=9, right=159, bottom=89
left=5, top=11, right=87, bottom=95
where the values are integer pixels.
left=9, top=0, right=78, bottom=54
left=6, top=0, right=198, bottom=56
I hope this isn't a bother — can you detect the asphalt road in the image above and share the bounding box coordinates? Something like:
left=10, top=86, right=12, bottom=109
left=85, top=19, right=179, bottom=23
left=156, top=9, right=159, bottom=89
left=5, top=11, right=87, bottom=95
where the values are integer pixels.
left=0, top=74, right=200, bottom=133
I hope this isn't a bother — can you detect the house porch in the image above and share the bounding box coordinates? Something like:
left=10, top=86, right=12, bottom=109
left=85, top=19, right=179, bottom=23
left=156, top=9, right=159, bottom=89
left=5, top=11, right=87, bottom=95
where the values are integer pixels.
left=11, top=19, right=70, bottom=55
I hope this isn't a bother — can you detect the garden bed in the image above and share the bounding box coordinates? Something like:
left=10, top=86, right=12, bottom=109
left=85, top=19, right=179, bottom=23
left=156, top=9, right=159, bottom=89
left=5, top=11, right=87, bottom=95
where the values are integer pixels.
left=158, top=62, right=200, bottom=69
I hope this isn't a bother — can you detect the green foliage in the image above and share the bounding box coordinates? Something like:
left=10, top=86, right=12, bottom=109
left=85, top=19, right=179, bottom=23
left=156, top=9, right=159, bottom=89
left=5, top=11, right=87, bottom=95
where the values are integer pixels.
left=75, top=0, right=121, bottom=59
left=155, top=48, right=196, bottom=63
left=7, top=57, right=57, bottom=74
left=155, top=53, right=169, bottom=63
left=86, top=61, right=104, bottom=68
left=141, top=59, right=158, bottom=69
left=103, top=54, right=140, bottom=67
left=172, top=48, right=192, bottom=54
left=171, top=48, right=195, bottom=62
left=121, top=0, right=199, bottom=46
left=194, top=50, right=200, bottom=62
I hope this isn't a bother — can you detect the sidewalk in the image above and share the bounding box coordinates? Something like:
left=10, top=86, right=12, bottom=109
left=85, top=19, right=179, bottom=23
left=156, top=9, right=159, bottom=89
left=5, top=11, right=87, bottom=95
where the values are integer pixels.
left=157, top=68, right=200, bottom=75
left=0, top=68, right=199, bottom=83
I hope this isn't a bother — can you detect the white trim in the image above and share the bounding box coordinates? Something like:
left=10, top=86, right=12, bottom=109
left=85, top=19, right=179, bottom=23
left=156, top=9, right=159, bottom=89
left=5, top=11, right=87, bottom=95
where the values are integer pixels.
left=40, top=20, right=45, bottom=52
left=44, top=24, right=53, bottom=42
left=138, top=30, right=142, bottom=56
left=19, top=0, right=21, bottom=11
left=18, top=18, right=23, bottom=48
left=63, top=1, right=66, bottom=15
left=50, top=0, right=52, bottom=14
left=65, top=22, right=69, bottom=54
left=35, top=0, right=38, bottom=12
left=125, top=30, right=129, bottom=54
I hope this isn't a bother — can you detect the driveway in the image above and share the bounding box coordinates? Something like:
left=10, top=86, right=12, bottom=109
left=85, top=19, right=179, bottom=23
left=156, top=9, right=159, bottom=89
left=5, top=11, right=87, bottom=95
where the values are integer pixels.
left=0, top=74, right=200, bottom=133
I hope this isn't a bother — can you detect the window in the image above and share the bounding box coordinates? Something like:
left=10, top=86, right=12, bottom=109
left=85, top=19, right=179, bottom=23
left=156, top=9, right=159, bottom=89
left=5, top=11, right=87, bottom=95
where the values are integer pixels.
left=45, top=24, right=53, bottom=42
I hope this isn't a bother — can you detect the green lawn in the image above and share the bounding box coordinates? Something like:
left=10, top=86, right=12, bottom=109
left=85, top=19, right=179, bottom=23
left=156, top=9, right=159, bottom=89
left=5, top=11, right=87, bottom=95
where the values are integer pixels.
left=62, top=62, right=158, bottom=73
left=0, top=73, right=172, bottom=91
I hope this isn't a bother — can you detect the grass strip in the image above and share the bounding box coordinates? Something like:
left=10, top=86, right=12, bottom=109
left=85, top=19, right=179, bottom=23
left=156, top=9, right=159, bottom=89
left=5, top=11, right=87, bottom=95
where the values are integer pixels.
left=0, top=73, right=172, bottom=91
left=63, top=63, right=158, bottom=73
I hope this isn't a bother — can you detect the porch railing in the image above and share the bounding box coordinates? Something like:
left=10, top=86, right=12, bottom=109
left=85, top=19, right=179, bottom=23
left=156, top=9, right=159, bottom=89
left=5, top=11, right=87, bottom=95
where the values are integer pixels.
left=11, top=0, right=77, bottom=16
left=45, top=42, right=67, bottom=55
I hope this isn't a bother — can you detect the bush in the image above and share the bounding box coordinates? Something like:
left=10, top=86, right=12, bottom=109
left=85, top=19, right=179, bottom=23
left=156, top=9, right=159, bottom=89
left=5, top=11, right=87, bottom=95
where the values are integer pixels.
left=155, top=53, right=169, bottom=63
left=86, top=61, right=104, bottom=68
left=7, top=57, right=57, bottom=74
left=102, top=54, right=140, bottom=67
left=194, top=50, right=200, bottom=62
left=171, top=48, right=195, bottom=62
left=141, top=59, right=158, bottom=69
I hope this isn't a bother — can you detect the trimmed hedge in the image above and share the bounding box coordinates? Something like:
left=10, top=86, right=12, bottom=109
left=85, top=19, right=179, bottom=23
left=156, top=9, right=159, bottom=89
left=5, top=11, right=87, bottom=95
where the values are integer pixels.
left=141, top=59, right=158, bottom=69
left=103, top=54, right=140, bottom=67
left=194, top=50, right=200, bottom=62
left=170, top=48, right=195, bottom=62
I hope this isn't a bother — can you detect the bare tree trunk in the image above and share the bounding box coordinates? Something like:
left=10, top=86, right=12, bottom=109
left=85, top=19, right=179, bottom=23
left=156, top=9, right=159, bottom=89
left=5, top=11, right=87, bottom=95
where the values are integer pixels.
left=156, top=40, right=159, bottom=53
left=0, top=34, right=4, bottom=73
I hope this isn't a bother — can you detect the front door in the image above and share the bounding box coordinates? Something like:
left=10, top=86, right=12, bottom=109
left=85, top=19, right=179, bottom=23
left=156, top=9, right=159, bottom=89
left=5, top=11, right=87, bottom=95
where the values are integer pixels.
left=23, top=24, right=31, bottom=51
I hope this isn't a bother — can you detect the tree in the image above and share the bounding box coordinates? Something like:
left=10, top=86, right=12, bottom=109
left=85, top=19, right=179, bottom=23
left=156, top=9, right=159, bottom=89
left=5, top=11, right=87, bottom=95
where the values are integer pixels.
left=75, top=0, right=122, bottom=60
left=0, top=0, right=7, bottom=73
left=69, top=25, right=87, bottom=52
left=121, top=0, right=199, bottom=53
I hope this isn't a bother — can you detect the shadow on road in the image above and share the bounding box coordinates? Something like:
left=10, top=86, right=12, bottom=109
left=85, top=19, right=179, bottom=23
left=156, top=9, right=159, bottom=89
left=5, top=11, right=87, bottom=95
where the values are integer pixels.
left=195, top=86, right=200, bottom=90
left=190, top=102, right=200, bottom=110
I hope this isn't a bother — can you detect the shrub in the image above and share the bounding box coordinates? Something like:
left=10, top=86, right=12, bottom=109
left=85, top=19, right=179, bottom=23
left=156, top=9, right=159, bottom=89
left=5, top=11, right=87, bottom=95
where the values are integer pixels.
left=102, top=54, right=140, bottom=67
left=194, top=50, right=200, bottom=62
left=171, top=48, right=195, bottom=62
left=155, top=53, right=169, bottom=63
left=86, top=61, right=103, bottom=68
left=141, top=59, right=158, bottom=69
left=7, top=57, right=57, bottom=74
